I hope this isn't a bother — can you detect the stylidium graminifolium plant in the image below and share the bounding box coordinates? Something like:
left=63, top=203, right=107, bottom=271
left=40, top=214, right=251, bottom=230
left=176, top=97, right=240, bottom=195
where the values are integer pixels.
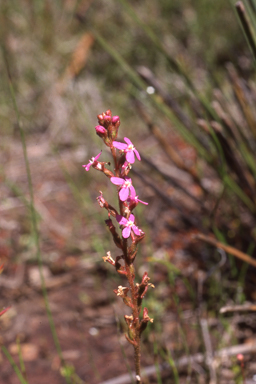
left=83, top=110, right=154, bottom=383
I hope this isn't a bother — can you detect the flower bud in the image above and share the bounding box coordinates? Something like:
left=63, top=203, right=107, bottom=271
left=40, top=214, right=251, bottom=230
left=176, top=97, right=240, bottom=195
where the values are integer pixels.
left=112, top=115, right=119, bottom=124
left=103, top=114, right=112, bottom=128
left=97, top=110, right=112, bottom=127
left=97, top=114, right=104, bottom=125
left=108, top=116, right=120, bottom=140
left=141, top=271, right=150, bottom=285
left=95, top=125, right=107, bottom=139
left=139, top=307, right=154, bottom=335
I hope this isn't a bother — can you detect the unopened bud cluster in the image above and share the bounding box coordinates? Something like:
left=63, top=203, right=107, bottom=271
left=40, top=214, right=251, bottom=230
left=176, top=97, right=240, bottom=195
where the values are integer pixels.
left=95, top=109, right=120, bottom=144
left=83, top=110, right=154, bottom=350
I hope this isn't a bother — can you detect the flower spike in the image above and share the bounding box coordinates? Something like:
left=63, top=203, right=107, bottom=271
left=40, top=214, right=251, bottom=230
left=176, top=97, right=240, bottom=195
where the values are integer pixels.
left=84, top=110, right=153, bottom=380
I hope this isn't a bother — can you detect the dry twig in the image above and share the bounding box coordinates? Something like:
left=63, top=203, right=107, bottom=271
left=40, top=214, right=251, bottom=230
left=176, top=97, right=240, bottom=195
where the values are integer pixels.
left=194, top=233, right=256, bottom=268
left=220, top=303, right=256, bottom=313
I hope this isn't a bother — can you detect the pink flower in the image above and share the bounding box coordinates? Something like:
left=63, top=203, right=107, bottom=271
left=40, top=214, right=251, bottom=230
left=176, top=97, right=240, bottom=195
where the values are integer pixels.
left=116, top=214, right=141, bottom=238
left=82, top=151, right=102, bottom=171
left=128, top=187, right=148, bottom=206
left=111, top=177, right=136, bottom=201
left=113, top=137, right=141, bottom=164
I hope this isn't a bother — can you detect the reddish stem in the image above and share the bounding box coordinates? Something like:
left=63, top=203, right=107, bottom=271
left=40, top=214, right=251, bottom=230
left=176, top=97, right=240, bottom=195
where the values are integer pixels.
left=110, top=139, right=142, bottom=383
left=123, top=237, right=142, bottom=383
left=110, top=146, right=118, bottom=176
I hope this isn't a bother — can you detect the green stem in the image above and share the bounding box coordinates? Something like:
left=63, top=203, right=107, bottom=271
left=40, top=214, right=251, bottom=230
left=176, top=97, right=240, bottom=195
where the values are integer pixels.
left=2, top=346, right=28, bottom=384
left=110, top=145, right=118, bottom=176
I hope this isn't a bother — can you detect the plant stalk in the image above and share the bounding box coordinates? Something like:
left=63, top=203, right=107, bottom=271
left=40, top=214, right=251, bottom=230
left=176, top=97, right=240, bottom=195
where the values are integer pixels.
left=123, top=237, right=142, bottom=383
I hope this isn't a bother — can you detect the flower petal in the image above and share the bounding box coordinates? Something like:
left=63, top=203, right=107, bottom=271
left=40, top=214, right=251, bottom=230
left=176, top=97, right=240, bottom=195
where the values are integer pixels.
left=126, top=151, right=135, bottom=163
left=82, top=163, right=92, bottom=171
left=122, top=226, right=131, bottom=238
left=124, top=137, right=132, bottom=145
left=129, top=214, right=135, bottom=223
left=113, top=141, right=127, bottom=150
left=119, top=187, right=129, bottom=201
left=116, top=215, right=127, bottom=226
left=134, top=149, right=141, bottom=161
left=137, top=198, right=148, bottom=205
left=94, top=151, right=102, bottom=161
left=132, top=225, right=141, bottom=236
left=129, top=186, right=136, bottom=200
left=129, top=185, right=136, bottom=198
left=111, top=177, right=125, bottom=186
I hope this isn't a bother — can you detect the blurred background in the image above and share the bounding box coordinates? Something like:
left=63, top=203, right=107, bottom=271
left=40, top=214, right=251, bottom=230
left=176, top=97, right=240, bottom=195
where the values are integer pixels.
left=1, top=0, right=256, bottom=383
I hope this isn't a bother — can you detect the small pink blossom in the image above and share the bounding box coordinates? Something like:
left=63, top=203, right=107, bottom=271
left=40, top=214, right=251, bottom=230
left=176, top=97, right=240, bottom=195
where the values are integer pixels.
left=128, top=187, right=148, bottom=206
left=111, top=177, right=136, bottom=201
left=113, top=137, right=141, bottom=164
left=82, top=151, right=102, bottom=171
left=116, top=214, right=141, bottom=238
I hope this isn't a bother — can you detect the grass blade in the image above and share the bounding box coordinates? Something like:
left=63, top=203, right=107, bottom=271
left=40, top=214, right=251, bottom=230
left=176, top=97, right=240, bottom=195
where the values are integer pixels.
left=235, top=1, right=256, bottom=60
left=2, top=346, right=28, bottom=384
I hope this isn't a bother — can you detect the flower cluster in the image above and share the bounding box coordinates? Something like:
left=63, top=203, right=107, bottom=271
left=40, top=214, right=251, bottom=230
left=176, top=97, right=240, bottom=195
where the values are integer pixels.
left=83, top=110, right=148, bottom=239
left=83, top=110, right=154, bottom=380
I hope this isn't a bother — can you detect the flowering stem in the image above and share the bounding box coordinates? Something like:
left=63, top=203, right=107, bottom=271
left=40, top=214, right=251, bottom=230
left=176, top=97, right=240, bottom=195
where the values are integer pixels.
left=123, top=238, right=141, bottom=382
left=87, top=110, right=153, bottom=384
